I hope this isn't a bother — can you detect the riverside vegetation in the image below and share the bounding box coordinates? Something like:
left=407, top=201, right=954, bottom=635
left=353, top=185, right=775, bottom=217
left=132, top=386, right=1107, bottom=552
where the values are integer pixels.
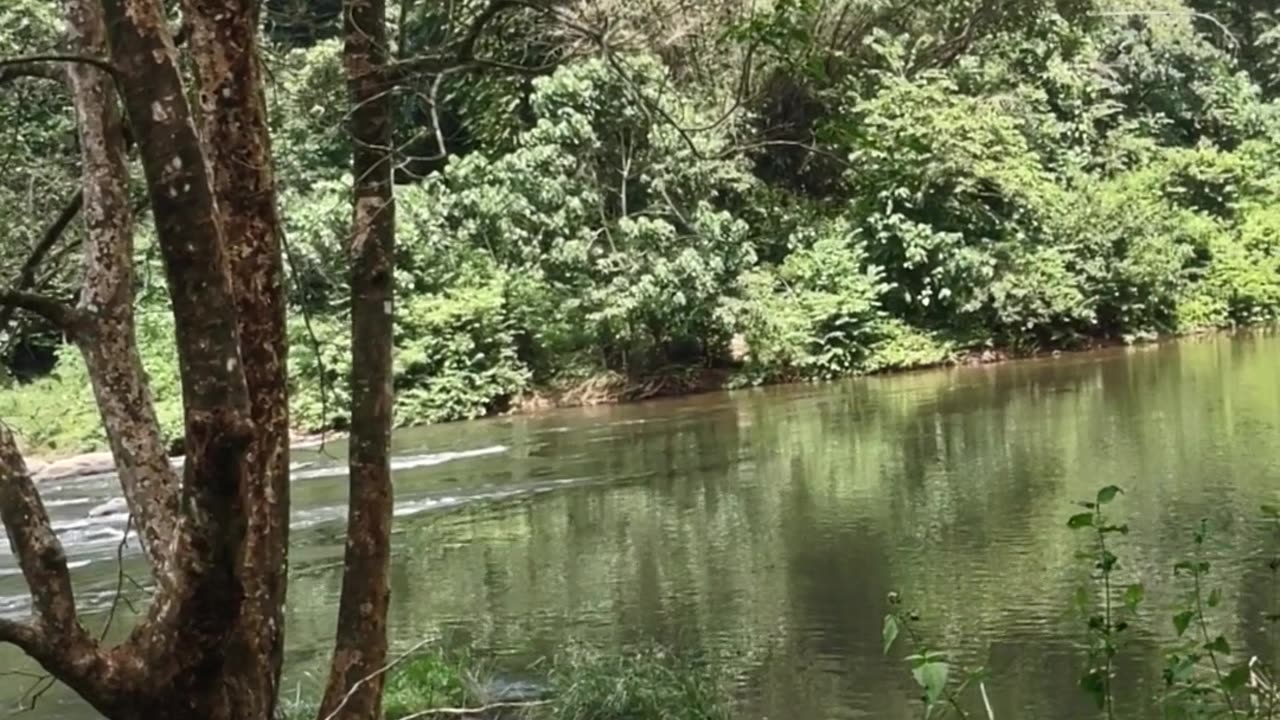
left=268, top=486, right=1280, bottom=720
left=8, top=0, right=1276, bottom=719
left=881, top=488, right=1280, bottom=720
left=4, top=0, right=1280, bottom=456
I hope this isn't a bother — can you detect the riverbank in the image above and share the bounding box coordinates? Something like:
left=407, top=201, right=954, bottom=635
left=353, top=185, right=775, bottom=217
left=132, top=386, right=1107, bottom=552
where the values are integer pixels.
left=18, top=326, right=1270, bottom=474
left=280, top=642, right=730, bottom=720
left=514, top=325, right=1269, bottom=411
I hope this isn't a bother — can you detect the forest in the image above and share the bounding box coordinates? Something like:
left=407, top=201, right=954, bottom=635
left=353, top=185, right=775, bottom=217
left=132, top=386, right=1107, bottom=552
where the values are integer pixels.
left=0, top=2, right=1278, bottom=719
left=2, top=0, right=1279, bottom=454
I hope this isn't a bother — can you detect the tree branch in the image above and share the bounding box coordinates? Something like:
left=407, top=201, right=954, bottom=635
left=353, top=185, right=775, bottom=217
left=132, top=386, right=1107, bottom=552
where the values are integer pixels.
left=456, top=0, right=521, bottom=60
left=0, top=289, right=81, bottom=330
left=0, top=190, right=84, bottom=339
left=0, top=425, right=83, bottom=639
left=382, top=0, right=548, bottom=83
left=0, top=55, right=120, bottom=81
left=0, top=618, right=43, bottom=657
left=0, top=63, right=66, bottom=85
left=397, top=700, right=552, bottom=719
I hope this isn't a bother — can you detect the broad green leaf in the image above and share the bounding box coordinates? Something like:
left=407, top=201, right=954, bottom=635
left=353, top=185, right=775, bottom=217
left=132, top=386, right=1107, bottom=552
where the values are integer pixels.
left=1173, top=610, right=1195, bottom=637
left=1223, top=664, right=1251, bottom=691
left=1068, top=512, right=1094, bottom=529
left=913, top=661, right=949, bottom=705
left=883, top=614, right=900, bottom=655
left=1204, top=636, right=1230, bottom=655
left=1096, top=486, right=1123, bottom=505
left=1207, top=588, right=1221, bottom=608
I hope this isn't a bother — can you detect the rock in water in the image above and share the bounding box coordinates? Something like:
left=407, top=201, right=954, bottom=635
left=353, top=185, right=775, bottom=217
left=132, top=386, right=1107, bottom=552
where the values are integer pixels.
left=33, top=451, right=117, bottom=482
left=87, top=497, right=129, bottom=518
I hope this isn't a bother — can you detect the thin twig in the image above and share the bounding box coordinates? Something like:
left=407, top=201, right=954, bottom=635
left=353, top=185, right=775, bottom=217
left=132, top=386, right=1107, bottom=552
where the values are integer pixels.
left=319, top=636, right=440, bottom=720
left=16, top=673, right=56, bottom=713
left=98, top=515, right=133, bottom=641
left=0, top=190, right=83, bottom=351
left=279, top=227, right=333, bottom=453
left=396, top=699, right=552, bottom=719
left=0, top=54, right=120, bottom=80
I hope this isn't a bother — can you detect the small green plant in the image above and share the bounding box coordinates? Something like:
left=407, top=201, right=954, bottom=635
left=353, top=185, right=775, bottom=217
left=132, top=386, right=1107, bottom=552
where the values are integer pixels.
left=1067, top=485, right=1144, bottom=719
left=883, top=592, right=994, bottom=719
left=546, top=641, right=730, bottom=720
left=382, top=650, right=483, bottom=720
left=1161, top=520, right=1251, bottom=719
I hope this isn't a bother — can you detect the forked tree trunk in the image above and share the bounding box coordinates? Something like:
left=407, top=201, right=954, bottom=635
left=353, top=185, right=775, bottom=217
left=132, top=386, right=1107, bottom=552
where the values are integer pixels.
left=2, top=0, right=413, bottom=714
left=316, top=0, right=397, bottom=717
left=181, top=0, right=291, bottom=715
left=0, top=0, right=274, bottom=716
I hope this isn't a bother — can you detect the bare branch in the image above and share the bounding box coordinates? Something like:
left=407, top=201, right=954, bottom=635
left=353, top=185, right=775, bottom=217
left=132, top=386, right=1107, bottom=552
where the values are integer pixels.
left=0, top=190, right=83, bottom=341
left=0, top=54, right=120, bottom=80
left=0, top=424, right=83, bottom=639
left=0, top=62, right=65, bottom=85
left=320, top=636, right=438, bottom=720
left=0, top=618, right=43, bottom=656
left=0, top=289, right=82, bottom=330
left=397, top=700, right=553, bottom=719
left=456, top=0, right=522, bottom=60
left=383, top=0, right=552, bottom=82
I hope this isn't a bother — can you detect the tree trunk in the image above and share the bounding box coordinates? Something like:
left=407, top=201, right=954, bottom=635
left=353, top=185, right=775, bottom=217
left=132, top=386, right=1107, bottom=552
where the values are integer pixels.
left=0, top=0, right=280, bottom=716
left=317, top=0, right=397, bottom=717
left=64, top=0, right=179, bottom=572
left=182, top=0, right=291, bottom=715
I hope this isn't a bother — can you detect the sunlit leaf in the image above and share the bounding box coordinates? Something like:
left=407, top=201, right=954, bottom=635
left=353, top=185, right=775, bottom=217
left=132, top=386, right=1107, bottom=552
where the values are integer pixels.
left=1096, top=486, right=1123, bottom=505
left=912, top=661, right=949, bottom=706
left=883, top=614, right=900, bottom=655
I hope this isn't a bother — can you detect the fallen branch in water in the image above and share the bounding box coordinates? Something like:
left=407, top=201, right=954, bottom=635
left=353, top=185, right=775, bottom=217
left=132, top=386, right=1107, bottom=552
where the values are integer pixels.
left=396, top=699, right=553, bottom=719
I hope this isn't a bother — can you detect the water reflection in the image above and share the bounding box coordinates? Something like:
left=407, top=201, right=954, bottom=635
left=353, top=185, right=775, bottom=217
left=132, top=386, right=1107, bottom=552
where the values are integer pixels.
left=2, top=332, right=1279, bottom=719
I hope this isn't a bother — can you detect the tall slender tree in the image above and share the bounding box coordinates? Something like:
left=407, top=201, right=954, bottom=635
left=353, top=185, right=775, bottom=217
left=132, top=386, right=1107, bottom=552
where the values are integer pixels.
left=316, top=0, right=397, bottom=718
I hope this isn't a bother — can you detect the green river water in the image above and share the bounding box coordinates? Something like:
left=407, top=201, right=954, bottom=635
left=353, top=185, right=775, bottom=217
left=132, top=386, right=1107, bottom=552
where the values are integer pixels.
left=2, top=332, right=1278, bottom=718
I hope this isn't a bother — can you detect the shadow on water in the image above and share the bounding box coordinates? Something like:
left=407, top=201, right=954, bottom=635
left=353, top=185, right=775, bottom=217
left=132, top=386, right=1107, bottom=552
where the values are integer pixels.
left=2, top=332, right=1279, bottom=718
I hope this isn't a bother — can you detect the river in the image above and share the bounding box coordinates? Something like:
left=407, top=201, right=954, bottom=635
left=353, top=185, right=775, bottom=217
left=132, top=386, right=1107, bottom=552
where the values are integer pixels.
left=2, top=332, right=1278, bottom=718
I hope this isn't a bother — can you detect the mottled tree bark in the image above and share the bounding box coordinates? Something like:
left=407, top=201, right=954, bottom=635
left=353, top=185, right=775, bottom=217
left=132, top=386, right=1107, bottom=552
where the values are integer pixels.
left=65, top=0, right=179, bottom=571
left=0, top=0, right=265, bottom=716
left=317, top=0, right=397, bottom=717
left=181, top=0, right=291, bottom=715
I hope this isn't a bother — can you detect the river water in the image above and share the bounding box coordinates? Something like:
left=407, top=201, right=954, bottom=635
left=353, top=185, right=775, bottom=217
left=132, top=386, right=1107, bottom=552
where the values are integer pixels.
left=2, top=332, right=1279, bottom=718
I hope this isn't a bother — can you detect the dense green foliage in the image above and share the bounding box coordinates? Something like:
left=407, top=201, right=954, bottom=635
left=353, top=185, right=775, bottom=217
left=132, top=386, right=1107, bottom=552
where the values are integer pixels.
left=4, top=0, right=1280, bottom=453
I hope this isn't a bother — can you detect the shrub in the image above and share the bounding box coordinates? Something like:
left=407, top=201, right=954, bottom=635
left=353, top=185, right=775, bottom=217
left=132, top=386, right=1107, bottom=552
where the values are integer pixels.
left=546, top=642, right=731, bottom=720
left=289, top=281, right=531, bottom=430
left=383, top=651, right=482, bottom=720
left=732, top=219, right=889, bottom=380
left=394, top=280, right=530, bottom=425
left=863, top=320, right=957, bottom=374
